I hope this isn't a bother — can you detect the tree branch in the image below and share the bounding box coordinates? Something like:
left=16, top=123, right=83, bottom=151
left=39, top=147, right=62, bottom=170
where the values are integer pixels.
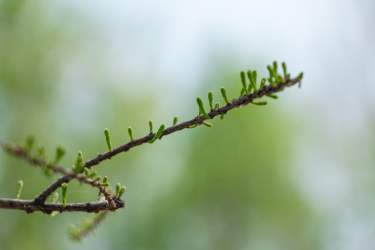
left=0, top=197, right=124, bottom=214
left=33, top=76, right=300, bottom=203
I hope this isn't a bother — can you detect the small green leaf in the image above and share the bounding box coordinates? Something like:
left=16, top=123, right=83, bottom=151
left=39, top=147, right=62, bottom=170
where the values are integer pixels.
left=148, top=124, right=166, bottom=144
left=189, top=124, right=199, bottom=129
left=173, top=116, right=178, bottom=126
left=268, top=77, right=278, bottom=88
left=247, top=70, right=258, bottom=93
left=38, top=145, right=46, bottom=159
left=103, top=176, right=108, bottom=183
left=128, top=127, right=134, bottom=142
left=93, top=176, right=101, bottom=182
left=240, top=88, right=244, bottom=96
left=16, top=180, right=23, bottom=199
left=297, top=72, right=304, bottom=80
left=282, top=62, right=287, bottom=77
left=260, top=78, right=266, bottom=89
left=149, top=120, right=153, bottom=133
left=119, top=186, right=126, bottom=197
left=25, top=135, right=35, bottom=152
left=220, top=114, right=224, bottom=120
left=273, top=61, right=278, bottom=73
left=214, top=102, right=220, bottom=109
left=84, top=168, right=89, bottom=176
left=252, top=101, right=267, bottom=106
left=232, top=97, right=237, bottom=102
left=104, top=128, right=113, bottom=153
left=75, top=151, right=84, bottom=174
left=55, top=146, right=65, bottom=163
left=220, top=87, right=229, bottom=104
left=202, top=122, right=212, bottom=127
left=116, top=183, right=121, bottom=195
left=100, top=182, right=110, bottom=187
left=196, top=97, right=210, bottom=119
left=52, top=192, right=59, bottom=203
left=87, top=170, right=98, bottom=178
left=240, top=71, right=249, bottom=95
left=267, top=94, right=279, bottom=99
left=208, top=91, right=214, bottom=110
left=62, top=183, right=68, bottom=208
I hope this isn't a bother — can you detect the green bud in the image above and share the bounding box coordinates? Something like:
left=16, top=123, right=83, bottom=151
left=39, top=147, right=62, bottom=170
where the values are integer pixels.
left=52, top=192, right=59, bottom=203
left=267, top=94, right=279, bottom=99
left=38, top=145, right=46, bottom=159
left=260, top=78, right=266, bottom=89
left=128, top=127, right=134, bottom=142
left=93, top=176, right=101, bottom=182
left=104, top=128, right=113, bottom=153
left=103, top=176, right=108, bottom=183
left=214, top=102, right=220, bottom=109
left=282, top=62, right=287, bottom=77
left=25, top=135, right=35, bottom=152
left=267, top=65, right=276, bottom=78
left=116, top=183, right=121, bottom=195
left=16, top=180, right=23, bottom=199
left=87, top=170, right=98, bottom=178
left=240, top=88, right=244, bottom=96
left=202, top=122, right=212, bottom=127
left=208, top=91, right=214, bottom=110
left=62, top=183, right=68, bottom=208
left=196, top=97, right=210, bottom=119
left=84, top=168, right=89, bottom=176
left=220, top=114, right=224, bottom=120
left=173, top=116, right=178, bottom=126
left=119, top=186, right=126, bottom=197
left=232, top=97, right=237, bottom=102
left=247, top=70, right=258, bottom=93
left=189, top=124, right=199, bottom=129
left=55, top=146, right=65, bottom=163
left=297, top=72, right=304, bottom=80
left=75, top=151, right=84, bottom=174
left=252, top=101, right=267, bottom=106
left=220, top=87, right=229, bottom=104
left=273, top=61, right=278, bottom=73
left=100, top=182, right=110, bottom=187
left=268, top=77, right=278, bottom=88
left=149, top=120, right=153, bottom=133
left=240, top=71, right=249, bottom=95
left=148, top=124, right=166, bottom=144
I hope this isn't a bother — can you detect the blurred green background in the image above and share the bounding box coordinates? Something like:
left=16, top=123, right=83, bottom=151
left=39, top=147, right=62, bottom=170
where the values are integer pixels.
left=1, top=0, right=374, bottom=249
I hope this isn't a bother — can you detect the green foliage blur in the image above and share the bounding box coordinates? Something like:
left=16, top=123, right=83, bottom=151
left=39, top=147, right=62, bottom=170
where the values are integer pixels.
left=0, top=1, right=321, bottom=249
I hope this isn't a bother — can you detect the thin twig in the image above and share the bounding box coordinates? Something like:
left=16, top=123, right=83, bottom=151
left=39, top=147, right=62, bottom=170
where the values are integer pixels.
left=33, top=77, right=300, bottom=203
left=69, top=210, right=109, bottom=241
left=0, top=197, right=124, bottom=214
left=0, top=143, right=117, bottom=209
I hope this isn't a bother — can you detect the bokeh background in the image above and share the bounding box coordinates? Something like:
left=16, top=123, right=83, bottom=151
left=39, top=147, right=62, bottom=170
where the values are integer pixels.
left=0, top=0, right=374, bottom=249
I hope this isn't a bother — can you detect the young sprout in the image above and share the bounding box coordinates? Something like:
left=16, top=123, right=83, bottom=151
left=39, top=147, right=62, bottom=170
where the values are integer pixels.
left=260, top=78, right=266, bottom=89
left=93, top=176, right=101, bottom=182
left=202, top=122, right=212, bottom=127
left=282, top=62, right=287, bottom=77
left=214, top=102, right=220, bottom=109
left=103, top=176, right=108, bottom=183
left=189, top=124, right=199, bottom=129
left=297, top=72, right=304, bottom=80
left=267, top=94, right=279, bottom=99
left=25, top=135, right=35, bottom=152
left=173, top=116, right=178, bottom=126
left=240, top=71, right=249, bottom=95
left=55, top=146, right=65, bottom=163
left=196, top=97, right=210, bottom=119
left=62, top=183, right=68, bottom=208
left=75, top=151, right=84, bottom=173
left=149, top=120, right=153, bottom=133
left=247, top=70, right=258, bottom=93
left=148, top=124, right=166, bottom=144
left=208, top=91, right=214, bottom=110
left=16, top=180, right=23, bottom=199
left=116, top=183, right=121, bottom=196
left=104, top=128, right=113, bottom=153
left=220, top=87, right=229, bottom=104
left=119, top=186, right=126, bottom=197
left=273, top=61, right=278, bottom=73
left=100, top=183, right=110, bottom=187
left=252, top=101, right=267, bottom=106
left=220, top=114, right=224, bottom=120
left=128, top=127, right=134, bottom=142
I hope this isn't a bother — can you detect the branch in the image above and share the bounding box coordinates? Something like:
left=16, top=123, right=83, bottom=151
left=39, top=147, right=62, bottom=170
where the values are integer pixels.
left=0, top=142, right=117, bottom=209
left=69, top=210, right=109, bottom=241
left=34, top=76, right=301, bottom=202
left=0, top=197, right=124, bottom=214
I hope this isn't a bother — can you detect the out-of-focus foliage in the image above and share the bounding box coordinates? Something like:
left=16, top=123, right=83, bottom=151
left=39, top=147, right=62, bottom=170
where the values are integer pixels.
left=0, top=1, right=322, bottom=250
